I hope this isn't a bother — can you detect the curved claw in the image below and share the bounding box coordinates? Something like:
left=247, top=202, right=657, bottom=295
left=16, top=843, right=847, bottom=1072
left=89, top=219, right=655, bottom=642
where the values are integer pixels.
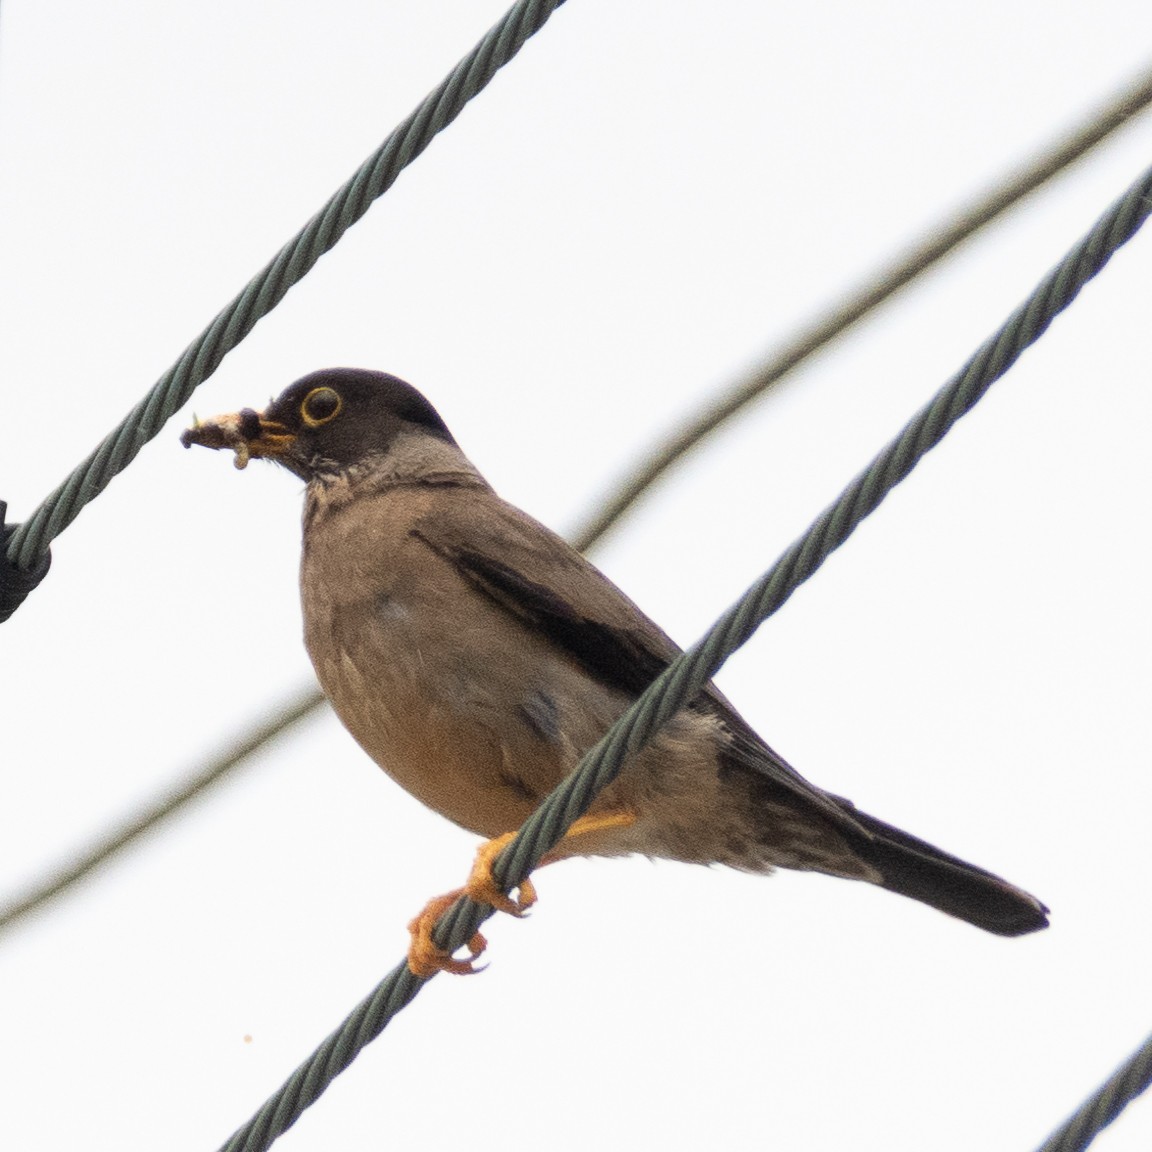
left=465, top=833, right=538, bottom=916
left=404, top=812, right=635, bottom=977
left=406, top=891, right=488, bottom=978
left=405, top=833, right=541, bottom=977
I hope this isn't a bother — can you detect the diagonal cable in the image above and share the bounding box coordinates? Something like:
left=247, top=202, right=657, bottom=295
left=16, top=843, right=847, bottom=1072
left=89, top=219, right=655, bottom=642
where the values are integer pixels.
left=0, top=688, right=322, bottom=933
left=214, top=147, right=1152, bottom=1152
left=571, top=60, right=1152, bottom=548
left=3, top=0, right=567, bottom=574
left=6, top=60, right=1152, bottom=935
left=1033, top=1030, right=1152, bottom=1151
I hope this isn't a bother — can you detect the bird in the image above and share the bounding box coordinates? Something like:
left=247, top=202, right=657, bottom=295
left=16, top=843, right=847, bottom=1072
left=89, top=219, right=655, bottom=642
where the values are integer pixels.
left=182, top=367, right=1048, bottom=975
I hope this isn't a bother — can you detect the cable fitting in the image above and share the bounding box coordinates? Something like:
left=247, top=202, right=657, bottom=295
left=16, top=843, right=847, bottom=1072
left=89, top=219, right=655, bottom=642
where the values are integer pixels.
left=0, top=501, right=51, bottom=623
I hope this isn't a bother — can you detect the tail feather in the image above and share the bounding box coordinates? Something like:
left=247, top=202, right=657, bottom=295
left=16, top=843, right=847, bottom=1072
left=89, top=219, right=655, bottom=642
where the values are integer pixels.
left=848, top=810, right=1049, bottom=937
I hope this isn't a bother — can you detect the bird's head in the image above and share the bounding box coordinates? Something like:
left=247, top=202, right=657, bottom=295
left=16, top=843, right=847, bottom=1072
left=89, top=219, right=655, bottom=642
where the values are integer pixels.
left=181, top=368, right=457, bottom=481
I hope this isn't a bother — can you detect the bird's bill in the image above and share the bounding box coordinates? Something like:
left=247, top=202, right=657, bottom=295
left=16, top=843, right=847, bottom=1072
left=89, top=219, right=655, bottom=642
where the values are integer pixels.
left=180, top=408, right=295, bottom=470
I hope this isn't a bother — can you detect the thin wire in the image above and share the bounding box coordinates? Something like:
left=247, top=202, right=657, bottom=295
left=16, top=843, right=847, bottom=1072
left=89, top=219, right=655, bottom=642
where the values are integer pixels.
left=4, top=0, right=568, bottom=573
left=0, top=687, right=322, bottom=932
left=214, top=151, right=1152, bottom=1152
left=5, top=61, right=1151, bottom=935
left=1034, top=1031, right=1152, bottom=1151
left=572, top=60, right=1152, bottom=547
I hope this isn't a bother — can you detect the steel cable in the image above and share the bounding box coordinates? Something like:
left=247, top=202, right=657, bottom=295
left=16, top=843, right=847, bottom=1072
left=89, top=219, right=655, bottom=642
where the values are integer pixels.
left=215, top=151, right=1152, bottom=1152
left=7, top=61, right=1152, bottom=932
left=2, top=0, right=567, bottom=574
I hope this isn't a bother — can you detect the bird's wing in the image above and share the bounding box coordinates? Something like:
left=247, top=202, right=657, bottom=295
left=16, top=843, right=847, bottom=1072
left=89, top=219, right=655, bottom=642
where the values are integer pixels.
left=410, top=492, right=864, bottom=829
left=411, top=494, right=678, bottom=698
left=408, top=489, right=1048, bottom=936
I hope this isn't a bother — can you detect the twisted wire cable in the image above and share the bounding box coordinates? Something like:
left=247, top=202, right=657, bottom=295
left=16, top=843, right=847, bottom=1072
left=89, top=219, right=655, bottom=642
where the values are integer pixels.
left=450, top=160, right=1152, bottom=918
left=3, top=0, right=567, bottom=574
left=7, top=62, right=1152, bottom=933
left=1034, top=1030, right=1152, bottom=1151
left=214, top=156, right=1152, bottom=1152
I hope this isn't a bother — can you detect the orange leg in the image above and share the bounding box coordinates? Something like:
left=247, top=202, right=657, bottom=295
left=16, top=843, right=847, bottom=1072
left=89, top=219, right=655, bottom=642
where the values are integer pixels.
left=406, top=892, right=489, bottom=978
left=406, top=809, right=636, bottom=978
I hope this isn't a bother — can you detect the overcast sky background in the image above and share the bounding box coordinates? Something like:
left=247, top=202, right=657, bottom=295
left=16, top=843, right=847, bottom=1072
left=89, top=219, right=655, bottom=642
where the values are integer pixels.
left=2, top=3, right=1152, bottom=1150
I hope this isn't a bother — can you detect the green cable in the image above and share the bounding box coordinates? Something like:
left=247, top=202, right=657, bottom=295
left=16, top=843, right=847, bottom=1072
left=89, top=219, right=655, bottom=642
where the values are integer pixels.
left=7, top=60, right=1151, bottom=931
left=217, top=152, right=1152, bottom=1152
left=3, top=0, right=568, bottom=574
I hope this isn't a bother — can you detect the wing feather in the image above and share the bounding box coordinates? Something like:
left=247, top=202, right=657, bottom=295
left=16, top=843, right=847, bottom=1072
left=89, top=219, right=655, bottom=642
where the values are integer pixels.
left=410, top=494, right=862, bottom=829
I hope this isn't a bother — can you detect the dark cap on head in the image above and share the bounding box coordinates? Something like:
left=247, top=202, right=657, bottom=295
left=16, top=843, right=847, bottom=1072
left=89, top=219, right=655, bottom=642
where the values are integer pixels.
left=182, top=368, right=457, bottom=479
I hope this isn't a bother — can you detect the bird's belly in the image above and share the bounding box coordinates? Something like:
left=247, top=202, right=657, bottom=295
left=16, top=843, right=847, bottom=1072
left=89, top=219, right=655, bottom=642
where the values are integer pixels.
left=305, top=593, right=574, bottom=837
left=301, top=561, right=826, bottom=870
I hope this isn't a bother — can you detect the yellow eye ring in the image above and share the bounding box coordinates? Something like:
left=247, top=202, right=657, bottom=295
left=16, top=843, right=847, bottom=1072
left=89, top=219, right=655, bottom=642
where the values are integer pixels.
left=300, top=387, right=342, bottom=427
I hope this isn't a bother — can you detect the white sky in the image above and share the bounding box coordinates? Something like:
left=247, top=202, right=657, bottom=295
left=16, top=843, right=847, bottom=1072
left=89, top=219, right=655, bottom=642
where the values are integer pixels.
left=2, top=3, right=1152, bottom=1150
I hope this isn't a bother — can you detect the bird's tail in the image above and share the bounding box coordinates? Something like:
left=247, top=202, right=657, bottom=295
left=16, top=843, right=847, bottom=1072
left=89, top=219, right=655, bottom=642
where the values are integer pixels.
left=847, top=810, right=1049, bottom=937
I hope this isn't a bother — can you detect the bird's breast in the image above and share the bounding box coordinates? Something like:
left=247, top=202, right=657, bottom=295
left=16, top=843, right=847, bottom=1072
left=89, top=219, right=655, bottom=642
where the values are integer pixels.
left=298, top=489, right=589, bottom=836
left=295, top=482, right=781, bottom=867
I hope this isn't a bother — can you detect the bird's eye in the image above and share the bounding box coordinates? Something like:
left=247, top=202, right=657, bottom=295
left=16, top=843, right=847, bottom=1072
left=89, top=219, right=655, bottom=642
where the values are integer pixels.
left=300, top=387, right=342, bottom=427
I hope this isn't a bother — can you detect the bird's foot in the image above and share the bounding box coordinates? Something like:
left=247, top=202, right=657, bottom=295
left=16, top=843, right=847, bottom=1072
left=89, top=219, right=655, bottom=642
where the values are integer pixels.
left=465, top=831, right=537, bottom=916
left=406, top=891, right=489, bottom=978
left=405, top=834, right=537, bottom=977
left=405, top=813, right=637, bottom=977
